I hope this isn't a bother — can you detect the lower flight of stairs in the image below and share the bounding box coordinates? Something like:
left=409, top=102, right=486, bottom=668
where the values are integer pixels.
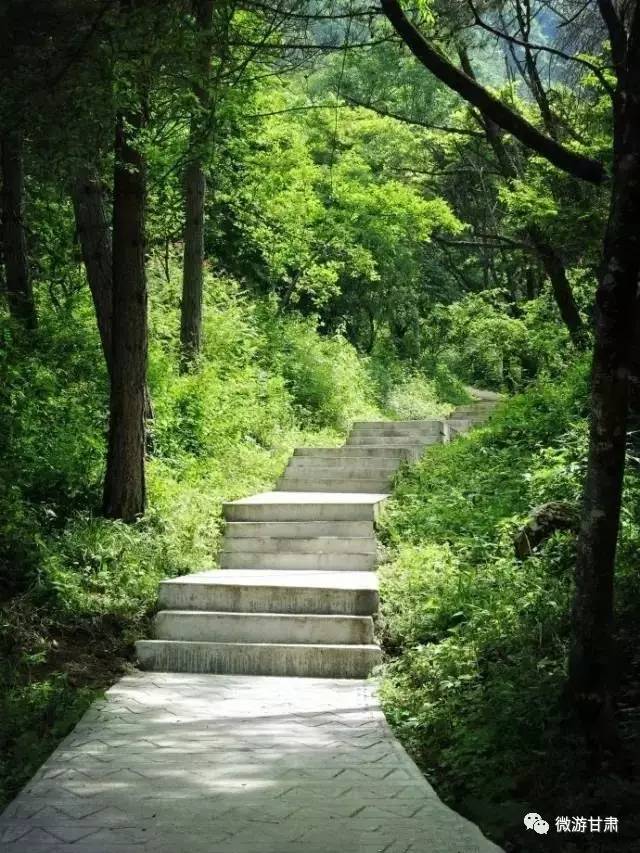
left=136, top=399, right=498, bottom=678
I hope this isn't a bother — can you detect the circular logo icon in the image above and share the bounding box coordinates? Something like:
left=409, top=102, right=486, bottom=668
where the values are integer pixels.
left=524, top=812, right=549, bottom=834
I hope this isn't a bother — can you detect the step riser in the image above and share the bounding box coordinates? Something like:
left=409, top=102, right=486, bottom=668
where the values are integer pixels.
left=349, top=427, right=442, bottom=438
left=224, top=521, right=375, bottom=538
left=450, top=415, right=492, bottom=423
left=277, top=478, right=391, bottom=494
left=220, top=552, right=377, bottom=571
left=352, top=420, right=443, bottom=430
left=136, top=641, right=381, bottom=678
left=286, top=459, right=401, bottom=474
left=452, top=404, right=496, bottom=412
left=345, top=435, right=442, bottom=447
left=224, top=504, right=383, bottom=522
left=293, top=447, right=418, bottom=459
left=159, top=582, right=379, bottom=615
left=222, top=537, right=377, bottom=554
left=154, top=612, right=374, bottom=644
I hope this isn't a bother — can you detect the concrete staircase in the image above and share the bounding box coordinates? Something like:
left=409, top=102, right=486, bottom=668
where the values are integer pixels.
left=136, top=398, right=498, bottom=678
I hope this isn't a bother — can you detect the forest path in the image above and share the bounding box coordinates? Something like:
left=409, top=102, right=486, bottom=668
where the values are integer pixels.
left=0, top=673, right=502, bottom=853
left=0, top=396, right=503, bottom=852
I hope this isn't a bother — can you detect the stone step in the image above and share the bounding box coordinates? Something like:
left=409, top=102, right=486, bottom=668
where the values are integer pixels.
left=277, top=476, right=392, bottom=494
left=158, top=570, right=379, bottom=615
left=223, top=536, right=377, bottom=554
left=224, top=520, right=375, bottom=539
left=278, top=477, right=391, bottom=495
left=453, top=409, right=496, bottom=415
left=450, top=412, right=490, bottom=422
left=453, top=401, right=497, bottom=410
left=220, top=550, right=377, bottom=571
left=352, top=419, right=443, bottom=431
left=294, top=445, right=420, bottom=459
left=223, top=491, right=387, bottom=522
left=153, top=610, right=375, bottom=644
left=286, top=456, right=402, bottom=473
left=348, top=429, right=441, bottom=441
left=136, top=639, right=381, bottom=678
left=346, top=433, right=442, bottom=447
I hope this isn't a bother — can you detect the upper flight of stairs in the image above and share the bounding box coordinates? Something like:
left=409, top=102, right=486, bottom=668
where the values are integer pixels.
left=136, top=397, right=499, bottom=678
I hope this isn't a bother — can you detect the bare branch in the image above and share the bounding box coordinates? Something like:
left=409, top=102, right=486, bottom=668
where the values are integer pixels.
left=467, top=0, right=614, bottom=94
left=344, top=95, right=486, bottom=136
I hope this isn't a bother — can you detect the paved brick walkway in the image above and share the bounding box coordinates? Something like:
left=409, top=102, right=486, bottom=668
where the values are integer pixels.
left=0, top=673, right=501, bottom=852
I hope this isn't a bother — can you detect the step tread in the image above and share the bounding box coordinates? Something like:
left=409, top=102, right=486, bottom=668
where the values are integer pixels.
left=156, top=610, right=372, bottom=621
left=226, top=490, right=388, bottom=506
left=224, top=521, right=375, bottom=536
left=222, top=538, right=377, bottom=552
left=161, top=569, right=379, bottom=590
left=138, top=639, right=380, bottom=651
left=294, top=445, right=423, bottom=452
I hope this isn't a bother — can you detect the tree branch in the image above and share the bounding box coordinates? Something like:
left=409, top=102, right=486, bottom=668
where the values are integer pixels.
left=466, top=0, right=614, bottom=94
left=380, top=0, right=607, bottom=184
left=242, top=2, right=378, bottom=21
left=344, top=95, right=485, bottom=136
left=433, top=233, right=533, bottom=251
left=597, top=0, right=626, bottom=67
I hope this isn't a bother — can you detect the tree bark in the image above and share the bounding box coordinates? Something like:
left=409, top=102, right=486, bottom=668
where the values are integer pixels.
left=569, top=29, right=640, bottom=741
left=1, top=130, right=37, bottom=328
left=102, top=109, right=148, bottom=522
left=71, top=170, right=113, bottom=368
left=180, top=0, right=215, bottom=369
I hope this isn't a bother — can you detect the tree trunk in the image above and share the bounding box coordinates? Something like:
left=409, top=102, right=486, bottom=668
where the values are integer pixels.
left=1, top=130, right=37, bottom=328
left=180, top=0, right=215, bottom=370
left=180, top=160, right=206, bottom=365
left=569, top=47, right=640, bottom=744
left=71, top=169, right=155, bottom=431
left=71, top=170, right=113, bottom=368
left=525, top=266, right=538, bottom=300
left=528, top=226, right=586, bottom=347
left=102, top=110, right=148, bottom=522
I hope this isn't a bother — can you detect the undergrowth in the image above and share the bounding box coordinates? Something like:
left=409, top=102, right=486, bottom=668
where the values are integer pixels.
left=378, top=360, right=640, bottom=850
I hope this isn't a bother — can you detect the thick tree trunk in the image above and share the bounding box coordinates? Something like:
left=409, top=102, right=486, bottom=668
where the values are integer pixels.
left=71, top=169, right=154, bottom=430
left=569, top=51, right=640, bottom=742
left=180, top=0, right=215, bottom=370
left=71, top=170, right=113, bottom=368
left=1, top=130, right=37, bottom=328
left=103, top=110, right=148, bottom=522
